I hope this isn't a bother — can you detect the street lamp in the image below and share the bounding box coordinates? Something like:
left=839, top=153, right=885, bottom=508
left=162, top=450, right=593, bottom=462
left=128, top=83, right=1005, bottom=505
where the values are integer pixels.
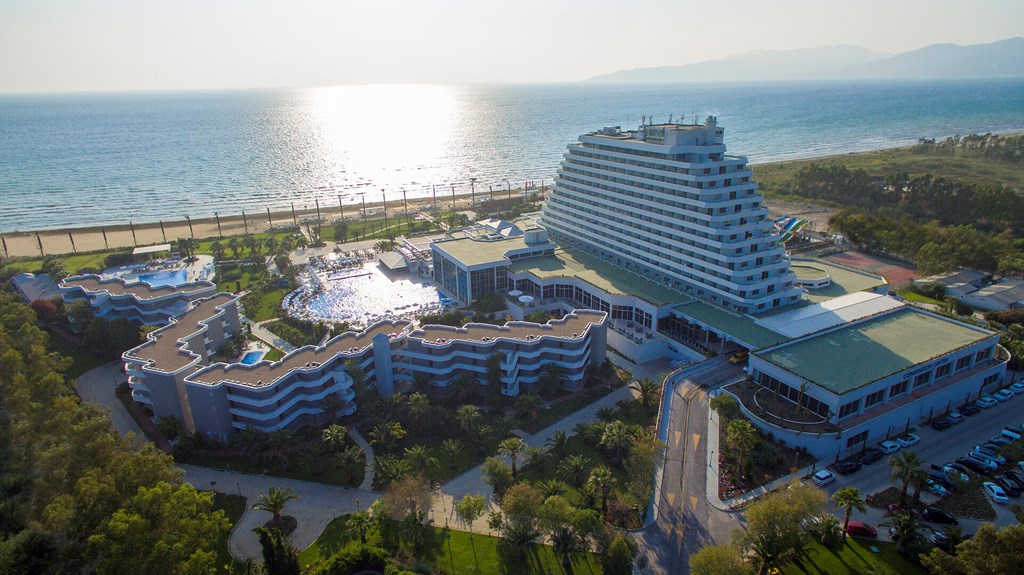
left=236, top=482, right=241, bottom=497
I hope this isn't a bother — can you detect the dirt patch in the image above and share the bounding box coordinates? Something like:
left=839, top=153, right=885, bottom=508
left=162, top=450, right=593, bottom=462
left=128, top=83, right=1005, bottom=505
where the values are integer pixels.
left=766, top=199, right=837, bottom=233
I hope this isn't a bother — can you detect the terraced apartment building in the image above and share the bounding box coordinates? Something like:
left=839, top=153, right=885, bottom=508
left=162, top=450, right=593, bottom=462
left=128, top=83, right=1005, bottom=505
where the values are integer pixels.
left=60, top=274, right=217, bottom=326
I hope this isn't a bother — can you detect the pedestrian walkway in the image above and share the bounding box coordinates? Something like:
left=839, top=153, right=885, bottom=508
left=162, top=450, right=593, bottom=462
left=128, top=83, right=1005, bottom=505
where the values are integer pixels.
left=348, top=429, right=376, bottom=491
left=249, top=319, right=297, bottom=353
left=75, top=361, right=144, bottom=438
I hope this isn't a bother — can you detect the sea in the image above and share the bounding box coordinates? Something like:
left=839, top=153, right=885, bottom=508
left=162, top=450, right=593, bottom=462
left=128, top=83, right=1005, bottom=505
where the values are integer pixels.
left=1, top=79, right=1023, bottom=233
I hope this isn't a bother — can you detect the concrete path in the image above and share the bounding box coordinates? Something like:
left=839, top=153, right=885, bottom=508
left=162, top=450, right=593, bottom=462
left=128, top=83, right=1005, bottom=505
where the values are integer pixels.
left=74, top=361, right=144, bottom=437
left=348, top=429, right=376, bottom=491
left=180, top=464, right=377, bottom=561
left=249, top=319, right=297, bottom=353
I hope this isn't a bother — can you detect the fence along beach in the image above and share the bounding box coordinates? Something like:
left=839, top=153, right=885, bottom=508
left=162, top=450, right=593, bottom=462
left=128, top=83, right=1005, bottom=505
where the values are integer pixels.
left=0, top=185, right=545, bottom=258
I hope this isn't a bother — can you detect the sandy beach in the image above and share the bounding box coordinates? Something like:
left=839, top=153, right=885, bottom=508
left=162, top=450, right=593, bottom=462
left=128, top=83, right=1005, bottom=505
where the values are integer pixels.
left=0, top=188, right=544, bottom=258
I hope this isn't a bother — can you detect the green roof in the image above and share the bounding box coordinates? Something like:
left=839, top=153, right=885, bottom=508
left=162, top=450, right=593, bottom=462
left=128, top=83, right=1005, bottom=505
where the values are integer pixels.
left=431, top=237, right=534, bottom=267
left=509, top=248, right=691, bottom=307
left=673, top=301, right=787, bottom=349
left=758, top=307, right=993, bottom=395
left=794, top=259, right=888, bottom=303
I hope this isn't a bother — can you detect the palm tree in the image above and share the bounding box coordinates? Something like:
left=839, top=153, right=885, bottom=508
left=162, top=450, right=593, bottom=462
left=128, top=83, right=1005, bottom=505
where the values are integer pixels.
left=369, top=420, right=406, bottom=453
left=321, top=424, right=348, bottom=453
left=335, top=445, right=364, bottom=475
left=514, top=393, right=542, bottom=423
left=795, top=382, right=809, bottom=413
left=832, top=487, right=866, bottom=541
left=266, top=429, right=298, bottom=469
left=558, top=454, right=590, bottom=487
left=209, top=241, right=226, bottom=262
left=600, top=420, right=633, bottom=465
left=406, top=393, right=431, bottom=428
left=320, top=393, right=346, bottom=423
left=295, top=234, right=309, bottom=250
left=551, top=526, right=583, bottom=572
left=545, top=430, right=569, bottom=457
left=588, top=465, right=616, bottom=514
left=889, top=450, right=926, bottom=505
left=538, top=479, right=565, bottom=499
left=524, top=446, right=548, bottom=470
left=399, top=509, right=430, bottom=550
left=263, top=236, right=279, bottom=256
left=726, top=419, right=760, bottom=477
left=373, top=454, right=411, bottom=488
left=344, top=511, right=375, bottom=544
left=228, top=236, right=241, bottom=259
left=457, top=405, right=481, bottom=434
left=498, top=437, right=528, bottom=477
left=440, top=439, right=463, bottom=469
left=230, top=426, right=267, bottom=465
left=403, top=444, right=438, bottom=477
left=252, top=486, right=299, bottom=523
left=630, top=378, right=660, bottom=408
left=279, top=235, right=295, bottom=254
left=244, top=235, right=262, bottom=257
left=880, top=510, right=923, bottom=552
left=596, top=407, right=616, bottom=422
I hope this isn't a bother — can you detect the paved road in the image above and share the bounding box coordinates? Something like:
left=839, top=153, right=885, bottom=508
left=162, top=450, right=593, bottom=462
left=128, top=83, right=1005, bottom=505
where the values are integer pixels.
left=75, top=361, right=144, bottom=437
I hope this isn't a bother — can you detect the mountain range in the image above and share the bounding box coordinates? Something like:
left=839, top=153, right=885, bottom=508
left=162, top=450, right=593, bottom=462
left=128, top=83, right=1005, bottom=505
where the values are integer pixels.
left=586, top=37, right=1024, bottom=83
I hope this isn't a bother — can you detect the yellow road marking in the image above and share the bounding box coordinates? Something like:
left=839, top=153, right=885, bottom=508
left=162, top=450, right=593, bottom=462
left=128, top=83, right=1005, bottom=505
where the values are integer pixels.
left=666, top=492, right=676, bottom=507
left=674, top=431, right=682, bottom=447
left=690, top=496, right=699, bottom=511
left=692, top=433, right=701, bottom=450
left=697, top=390, right=706, bottom=401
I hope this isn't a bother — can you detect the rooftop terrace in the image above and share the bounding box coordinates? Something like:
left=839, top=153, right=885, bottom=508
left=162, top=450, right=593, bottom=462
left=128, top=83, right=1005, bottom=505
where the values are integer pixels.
left=63, top=274, right=214, bottom=300
left=509, top=248, right=690, bottom=307
left=409, top=309, right=607, bottom=346
left=124, top=294, right=237, bottom=372
left=757, top=307, right=994, bottom=395
left=794, top=259, right=887, bottom=303
left=432, top=236, right=551, bottom=267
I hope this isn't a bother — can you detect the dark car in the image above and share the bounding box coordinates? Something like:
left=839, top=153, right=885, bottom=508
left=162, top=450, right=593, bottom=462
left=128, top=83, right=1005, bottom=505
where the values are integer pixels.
left=1006, top=470, right=1024, bottom=490
left=845, top=520, right=878, bottom=538
left=993, top=476, right=1022, bottom=497
left=946, top=462, right=973, bottom=477
left=834, top=460, right=862, bottom=475
left=920, top=507, right=958, bottom=525
left=931, top=417, right=953, bottom=431
left=858, top=449, right=884, bottom=465
left=956, top=457, right=992, bottom=475
left=960, top=404, right=982, bottom=416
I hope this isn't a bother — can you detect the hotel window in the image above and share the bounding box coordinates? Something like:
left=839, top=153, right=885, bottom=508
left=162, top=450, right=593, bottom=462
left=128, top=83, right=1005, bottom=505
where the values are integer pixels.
left=864, top=389, right=885, bottom=408
left=846, top=430, right=868, bottom=449
left=838, top=399, right=860, bottom=419
left=955, top=355, right=971, bottom=372
left=913, top=371, right=931, bottom=388
left=935, top=363, right=952, bottom=379
left=975, top=348, right=992, bottom=362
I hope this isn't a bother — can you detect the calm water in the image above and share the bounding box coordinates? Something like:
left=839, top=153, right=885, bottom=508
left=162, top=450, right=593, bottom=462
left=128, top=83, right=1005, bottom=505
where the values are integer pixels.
left=2, top=80, right=1023, bottom=232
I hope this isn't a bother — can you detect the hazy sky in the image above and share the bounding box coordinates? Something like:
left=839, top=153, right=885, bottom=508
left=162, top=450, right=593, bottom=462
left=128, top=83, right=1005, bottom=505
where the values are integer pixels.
left=1, top=0, right=1022, bottom=93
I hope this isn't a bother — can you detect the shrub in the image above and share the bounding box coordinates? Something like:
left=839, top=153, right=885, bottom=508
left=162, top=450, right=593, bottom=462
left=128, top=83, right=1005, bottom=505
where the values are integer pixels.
left=314, top=544, right=391, bottom=575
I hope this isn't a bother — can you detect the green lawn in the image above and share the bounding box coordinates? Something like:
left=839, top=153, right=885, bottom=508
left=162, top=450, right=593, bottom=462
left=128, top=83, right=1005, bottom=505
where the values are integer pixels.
left=210, top=492, right=247, bottom=574
left=263, top=347, right=285, bottom=361
left=177, top=438, right=364, bottom=488
left=897, top=289, right=944, bottom=306
left=299, top=514, right=603, bottom=575
left=46, top=329, right=107, bottom=379
left=785, top=538, right=926, bottom=575
left=385, top=423, right=506, bottom=484
left=519, top=379, right=628, bottom=435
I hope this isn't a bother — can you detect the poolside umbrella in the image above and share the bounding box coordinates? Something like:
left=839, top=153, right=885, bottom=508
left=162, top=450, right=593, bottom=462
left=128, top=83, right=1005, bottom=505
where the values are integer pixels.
left=508, top=290, right=523, bottom=297
left=518, top=295, right=534, bottom=305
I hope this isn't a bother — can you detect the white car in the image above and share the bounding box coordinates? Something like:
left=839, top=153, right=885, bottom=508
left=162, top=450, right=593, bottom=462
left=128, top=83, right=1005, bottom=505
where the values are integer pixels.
left=977, top=396, right=999, bottom=409
left=878, top=440, right=901, bottom=454
left=966, top=452, right=999, bottom=471
left=942, top=465, right=970, bottom=483
left=983, top=482, right=1009, bottom=504
left=972, top=446, right=1006, bottom=464
left=1010, top=383, right=1024, bottom=394
left=994, top=390, right=1015, bottom=402
left=811, top=469, right=836, bottom=486
left=926, top=481, right=948, bottom=497
left=896, top=434, right=920, bottom=448
left=947, top=411, right=965, bottom=424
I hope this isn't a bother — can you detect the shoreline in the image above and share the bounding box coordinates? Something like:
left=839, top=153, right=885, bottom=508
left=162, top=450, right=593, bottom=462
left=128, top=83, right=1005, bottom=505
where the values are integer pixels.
left=0, top=188, right=544, bottom=259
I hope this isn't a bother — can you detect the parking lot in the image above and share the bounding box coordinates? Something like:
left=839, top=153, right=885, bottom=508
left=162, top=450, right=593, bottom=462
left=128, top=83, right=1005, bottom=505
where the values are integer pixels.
left=810, top=392, right=1024, bottom=534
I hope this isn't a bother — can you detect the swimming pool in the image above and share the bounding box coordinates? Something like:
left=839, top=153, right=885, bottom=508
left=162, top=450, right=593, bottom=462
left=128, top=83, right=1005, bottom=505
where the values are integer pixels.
left=240, top=350, right=265, bottom=365
left=303, top=264, right=442, bottom=324
left=133, top=269, right=189, bottom=287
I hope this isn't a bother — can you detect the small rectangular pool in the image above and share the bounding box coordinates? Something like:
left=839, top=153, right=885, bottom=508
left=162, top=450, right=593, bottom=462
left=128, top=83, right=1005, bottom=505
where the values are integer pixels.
left=240, top=351, right=265, bottom=365
left=134, top=269, right=189, bottom=287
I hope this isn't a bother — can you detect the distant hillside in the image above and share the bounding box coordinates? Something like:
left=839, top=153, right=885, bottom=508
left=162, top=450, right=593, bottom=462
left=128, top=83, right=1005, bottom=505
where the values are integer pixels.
left=587, top=38, right=1024, bottom=83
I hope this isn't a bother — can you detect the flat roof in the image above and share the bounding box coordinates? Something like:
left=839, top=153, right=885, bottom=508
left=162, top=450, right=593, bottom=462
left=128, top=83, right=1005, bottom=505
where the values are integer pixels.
left=410, top=310, right=606, bottom=345
left=673, top=301, right=787, bottom=349
left=125, top=294, right=237, bottom=372
left=432, top=236, right=538, bottom=267
left=794, top=259, right=887, bottom=303
left=189, top=320, right=410, bottom=387
left=755, top=292, right=904, bottom=340
left=509, top=248, right=691, bottom=307
left=378, top=252, right=409, bottom=271
left=757, top=307, right=993, bottom=395
left=62, top=275, right=213, bottom=300
left=133, top=243, right=172, bottom=255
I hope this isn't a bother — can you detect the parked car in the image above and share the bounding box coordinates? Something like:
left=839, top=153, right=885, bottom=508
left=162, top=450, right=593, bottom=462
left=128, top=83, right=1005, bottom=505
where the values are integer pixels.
left=977, top=396, right=999, bottom=409
left=992, top=476, right=1022, bottom=497
left=886, top=503, right=908, bottom=515
left=845, top=520, right=877, bottom=538
left=940, top=464, right=970, bottom=483
left=1010, top=382, right=1024, bottom=394
left=834, top=460, right=862, bottom=475
left=1005, top=470, right=1024, bottom=489
left=972, top=446, right=1006, bottom=464
left=920, top=507, right=958, bottom=525
left=956, top=457, right=992, bottom=475
left=960, top=404, right=982, bottom=416
left=989, top=436, right=1013, bottom=447
left=878, top=440, right=901, bottom=454
left=1019, top=461, right=1024, bottom=473
left=967, top=452, right=1002, bottom=470
left=947, top=411, right=966, bottom=424
left=728, top=351, right=749, bottom=365
left=930, top=531, right=953, bottom=551
left=994, top=389, right=1015, bottom=402
left=983, top=482, right=1009, bottom=504
left=858, top=448, right=884, bottom=465
left=811, top=469, right=836, bottom=486
left=931, top=417, right=953, bottom=431
left=897, top=433, right=921, bottom=448
left=925, top=480, right=948, bottom=496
